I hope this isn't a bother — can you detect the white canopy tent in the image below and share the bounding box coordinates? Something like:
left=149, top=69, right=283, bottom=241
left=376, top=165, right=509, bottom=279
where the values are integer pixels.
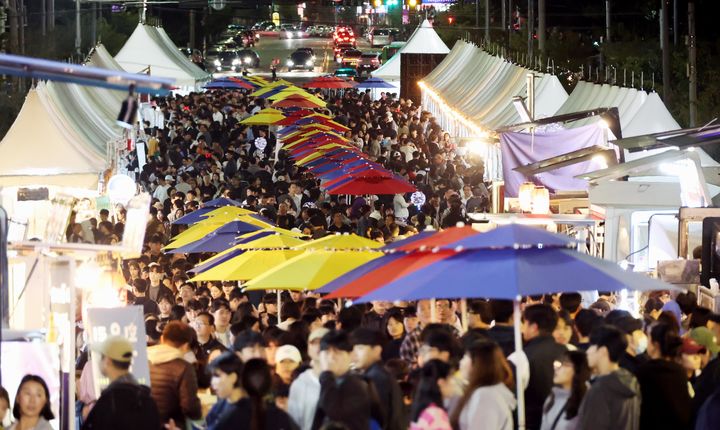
left=372, top=19, right=449, bottom=87
left=0, top=85, right=106, bottom=188
left=115, top=24, right=209, bottom=89
left=420, top=41, right=569, bottom=179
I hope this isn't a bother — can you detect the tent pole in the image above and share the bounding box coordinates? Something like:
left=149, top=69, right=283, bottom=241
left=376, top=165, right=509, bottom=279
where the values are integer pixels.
left=430, top=298, right=437, bottom=322
left=277, top=290, right=282, bottom=324
left=514, top=296, right=526, bottom=430
left=460, top=298, right=468, bottom=332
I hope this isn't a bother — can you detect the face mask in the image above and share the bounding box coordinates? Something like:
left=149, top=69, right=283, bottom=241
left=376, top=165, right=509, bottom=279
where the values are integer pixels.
left=635, top=334, right=648, bottom=355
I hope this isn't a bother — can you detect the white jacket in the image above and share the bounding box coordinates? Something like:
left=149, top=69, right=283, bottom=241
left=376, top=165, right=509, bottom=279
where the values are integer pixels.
left=393, top=193, right=410, bottom=219
left=287, top=368, right=321, bottom=430
left=458, top=383, right=516, bottom=430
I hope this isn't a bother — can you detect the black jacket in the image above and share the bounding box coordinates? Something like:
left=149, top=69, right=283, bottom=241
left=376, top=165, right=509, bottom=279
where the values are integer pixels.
left=208, top=398, right=296, bottom=430
left=695, top=384, right=720, bottom=430
left=312, top=371, right=383, bottom=430
left=82, top=375, right=160, bottom=430
left=364, top=362, right=405, bottom=430
left=487, top=325, right=516, bottom=357
left=578, top=368, right=641, bottom=430
left=693, top=356, right=720, bottom=420
left=524, top=335, right=567, bottom=430
left=636, top=359, right=692, bottom=430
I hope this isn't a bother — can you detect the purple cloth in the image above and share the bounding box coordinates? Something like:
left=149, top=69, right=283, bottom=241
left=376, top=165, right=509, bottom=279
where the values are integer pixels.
left=500, top=124, right=610, bottom=197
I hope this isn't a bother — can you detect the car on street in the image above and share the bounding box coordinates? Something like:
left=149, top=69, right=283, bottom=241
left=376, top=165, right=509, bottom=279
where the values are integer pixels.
left=287, top=49, right=315, bottom=71
left=358, top=52, right=381, bottom=74
left=333, top=43, right=355, bottom=61
left=217, top=38, right=239, bottom=50
left=333, top=26, right=356, bottom=45
left=334, top=67, right=357, bottom=80
left=204, top=46, right=223, bottom=69
left=369, top=28, right=397, bottom=47
left=280, top=24, right=305, bottom=39
left=211, top=50, right=243, bottom=72
left=252, top=21, right=275, bottom=31
left=237, top=49, right=260, bottom=68
left=339, top=48, right=363, bottom=68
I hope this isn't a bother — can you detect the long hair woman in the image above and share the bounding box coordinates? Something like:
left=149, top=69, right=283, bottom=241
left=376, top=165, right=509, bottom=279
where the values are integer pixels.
left=9, top=375, right=54, bottom=430
left=450, top=340, right=515, bottom=430
left=409, top=360, right=454, bottom=430
left=241, top=359, right=295, bottom=430
left=540, top=350, right=590, bottom=430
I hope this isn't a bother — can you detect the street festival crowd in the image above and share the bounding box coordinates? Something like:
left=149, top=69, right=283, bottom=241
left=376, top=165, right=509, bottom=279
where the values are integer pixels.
left=4, top=85, right=720, bottom=430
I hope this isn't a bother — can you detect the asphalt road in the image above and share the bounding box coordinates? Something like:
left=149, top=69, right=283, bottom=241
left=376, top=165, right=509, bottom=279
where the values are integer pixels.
left=213, top=35, right=372, bottom=83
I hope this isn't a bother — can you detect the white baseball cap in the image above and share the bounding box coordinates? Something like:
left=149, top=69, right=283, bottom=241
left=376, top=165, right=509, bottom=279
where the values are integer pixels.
left=275, top=344, right=302, bottom=364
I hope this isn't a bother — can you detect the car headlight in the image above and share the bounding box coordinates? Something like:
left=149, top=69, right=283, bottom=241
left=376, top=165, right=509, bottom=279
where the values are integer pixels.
left=214, top=59, right=221, bottom=66
left=296, top=31, right=302, bottom=38
left=287, top=60, right=294, bottom=66
left=232, top=59, right=240, bottom=65
left=306, top=60, right=313, bottom=66
left=244, top=57, right=252, bottom=64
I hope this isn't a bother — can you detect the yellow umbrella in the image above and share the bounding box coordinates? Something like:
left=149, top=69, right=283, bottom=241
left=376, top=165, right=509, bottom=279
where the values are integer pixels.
left=249, top=81, right=296, bottom=97
left=296, top=233, right=384, bottom=250
left=164, top=215, right=274, bottom=250
left=191, top=229, right=306, bottom=269
left=189, top=249, right=304, bottom=281
left=268, top=90, right=326, bottom=107
left=240, top=108, right=287, bottom=125
left=243, top=250, right=383, bottom=291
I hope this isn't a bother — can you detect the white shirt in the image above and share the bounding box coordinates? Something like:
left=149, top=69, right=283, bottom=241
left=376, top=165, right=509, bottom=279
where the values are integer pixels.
left=153, top=184, right=170, bottom=202
left=288, top=368, right=321, bottom=430
left=213, top=111, right=225, bottom=124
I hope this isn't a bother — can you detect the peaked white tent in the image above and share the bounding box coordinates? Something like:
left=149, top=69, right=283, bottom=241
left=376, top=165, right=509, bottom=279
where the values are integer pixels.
left=115, top=24, right=209, bottom=89
left=372, top=19, right=449, bottom=82
left=0, top=85, right=106, bottom=188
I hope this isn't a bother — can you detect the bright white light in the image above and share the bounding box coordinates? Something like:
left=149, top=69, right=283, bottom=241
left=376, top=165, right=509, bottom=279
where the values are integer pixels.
left=232, top=59, right=240, bottom=65
left=466, top=140, right=486, bottom=154
left=107, top=174, right=136, bottom=204
left=287, top=60, right=294, bottom=66
left=306, top=60, right=314, bottom=66
left=591, top=155, right=608, bottom=169
left=618, top=259, right=629, bottom=270
left=214, top=59, right=221, bottom=66
left=244, top=57, right=252, bottom=64
left=598, top=119, right=610, bottom=129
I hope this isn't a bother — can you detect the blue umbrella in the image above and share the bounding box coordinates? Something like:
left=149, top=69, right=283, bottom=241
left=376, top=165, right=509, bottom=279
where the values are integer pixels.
left=205, top=80, right=247, bottom=90
left=436, top=224, right=578, bottom=251
left=188, top=230, right=276, bottom=273
left=355, top=77, right=396, bottom=89
left=167, top=220, right=262, bottom=254
left=355, top=247, right=674, bottom=303
left=172, top=198, right=242, bottom=225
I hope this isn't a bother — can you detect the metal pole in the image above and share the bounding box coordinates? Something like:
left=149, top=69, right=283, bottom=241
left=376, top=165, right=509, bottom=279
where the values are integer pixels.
left=513, top=297, right=526, bottom=430
left=661, top=0, right=671, bottom=103
left=277, top=290, right=282, bottom=324
left=41, top=0, right=46, bottom=36
left=538, top=0, right=545, bottom=59
left=527, top=0, right=534, bottom=62
left=460, top=299, right=468, bottom=332
left=527, top=72, right=535, bottom=120
left=90, top=2, right=97, bottom=47
left=605, top=0, right=611, bottom=43
left=688, top=0, right=697, bottom=127
left=75, top=0, right=81, bottom=55
left=501, top=0, right=507, bottom=46
left=673, top=0, right=678, bottom=46
left=485, top=0, right=490, bottom=41
left=189, top=9, right=196, bottom=49
left=475, top=0, right=479, bottom=31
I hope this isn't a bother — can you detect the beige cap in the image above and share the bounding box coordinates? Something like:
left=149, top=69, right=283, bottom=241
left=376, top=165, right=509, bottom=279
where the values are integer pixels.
left=92, top=336, right=134, bottom=363
left=275, top=344, right=302, bottom=363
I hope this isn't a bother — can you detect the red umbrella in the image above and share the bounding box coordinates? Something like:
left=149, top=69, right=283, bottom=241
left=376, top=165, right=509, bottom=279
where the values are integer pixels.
left=325, top=175, right=416, bottom=195
left=303, top=76, right=355, bottom=89
left=271, top=95, right=326, bottom=109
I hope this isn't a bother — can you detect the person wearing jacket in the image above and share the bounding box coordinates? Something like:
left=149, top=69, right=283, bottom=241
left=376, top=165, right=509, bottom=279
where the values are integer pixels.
left=578, top=325, right=641, bottom=430
left=350, top=328, right=406, bottom=430
left=148, top=321, right=202, bottom=428
left=450, top=340, right=516, bottom=430
left=636, top=322, right=691, bottom=430
left=82, top=336, right=160, bottom=430
left=540, top=350, right=590, bottom=430
left=522, top=304, right=567, bottom=430
left=312, top=330, right=383, bottom=430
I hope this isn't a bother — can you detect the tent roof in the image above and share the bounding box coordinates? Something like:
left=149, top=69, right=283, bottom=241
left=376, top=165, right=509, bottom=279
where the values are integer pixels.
left=0, top=85, right=105, bottom=187
left=115, top=24, right=209, bottom=88
left=372, top=19, right=449, bottom=80
left=85, top=44, right=125, bottom=71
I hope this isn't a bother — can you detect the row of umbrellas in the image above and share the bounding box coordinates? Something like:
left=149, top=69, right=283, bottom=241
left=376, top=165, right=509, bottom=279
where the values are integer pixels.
left=168, top=199, right=676, bottom=430
left=228, top=77, right=415, bottom=195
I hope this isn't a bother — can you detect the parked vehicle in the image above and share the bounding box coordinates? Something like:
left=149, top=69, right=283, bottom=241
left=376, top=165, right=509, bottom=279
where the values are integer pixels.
left=333, top=43, right=355, bottom=61
left=369, top=28, right=398, bottom=47
left=212, top=50, right=243, bottom=72
left=287, top=49, right=315, bottom=71
left=358, top=52, right=381, bottom=73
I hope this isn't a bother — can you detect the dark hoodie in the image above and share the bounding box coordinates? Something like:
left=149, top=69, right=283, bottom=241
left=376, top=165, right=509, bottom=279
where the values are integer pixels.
left=636, top=359, right=691, bottom=430
left=577, top=368, right=641, bottom=430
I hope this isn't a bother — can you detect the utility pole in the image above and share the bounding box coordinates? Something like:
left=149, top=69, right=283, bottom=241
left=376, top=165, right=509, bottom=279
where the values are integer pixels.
left=8, top=0, right=18, bottom=53
left=190, top=10, right=196, bottom=49
left=688, top=0, right=697, bottom=126
left=502, top=0, right=507, bottom=46
left=90, top=2, right=97, bottom=47
left=605, top=0, right=611, bottom=42
left=41, top=0, right=46, bottom=36
left=661, top=0, right=671, bottom=103
left=538, top=0, right=545, bottom=60
left=485, top=0, right=490, bottom=41
left=475, top=0, right=479, bottom=31
left=527, top=0, right=534, bottom=64
left=75, top=0, right=81, bottom=55
left=673, top=0, right=678, bottom=45
left=48, top=0, right=54, bottom=31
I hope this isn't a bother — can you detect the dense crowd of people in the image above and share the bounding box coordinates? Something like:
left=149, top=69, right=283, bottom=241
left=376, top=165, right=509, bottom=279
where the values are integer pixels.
left=4, top=86, right=720, bottom=430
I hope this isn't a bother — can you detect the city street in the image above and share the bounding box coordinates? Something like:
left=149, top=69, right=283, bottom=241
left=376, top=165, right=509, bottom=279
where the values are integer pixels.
left=212, top=35, right=371, bottom=82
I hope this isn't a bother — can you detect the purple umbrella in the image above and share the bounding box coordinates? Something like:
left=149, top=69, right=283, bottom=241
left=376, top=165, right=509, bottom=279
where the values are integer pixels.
left=167, top=220, right=262, bottom=254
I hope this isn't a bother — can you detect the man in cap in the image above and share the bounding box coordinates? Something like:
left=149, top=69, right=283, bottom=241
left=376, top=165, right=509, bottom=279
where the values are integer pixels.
left=82, top=336, right=160, bottom=430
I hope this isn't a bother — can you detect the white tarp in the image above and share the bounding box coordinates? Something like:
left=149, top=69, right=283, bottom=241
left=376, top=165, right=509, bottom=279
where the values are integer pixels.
left=115, top=24, right=209, bottom=88
left=372, top=19, right=449, bottom=81
left=0, top=85, right=106, bottom=188
left=420, top=41, right=569, bottom=179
